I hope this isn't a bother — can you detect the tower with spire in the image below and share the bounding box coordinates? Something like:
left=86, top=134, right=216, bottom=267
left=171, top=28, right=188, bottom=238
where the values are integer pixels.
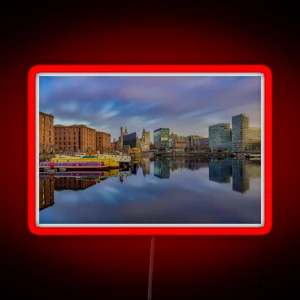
left=120, top=127, right=123, bottom=150
left=139, top=128, right=150, bottom=151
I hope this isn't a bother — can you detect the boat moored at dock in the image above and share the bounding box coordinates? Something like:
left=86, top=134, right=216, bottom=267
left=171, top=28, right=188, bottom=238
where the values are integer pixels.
left=40, top=152, right=120, bottom=171
left=55, top=152, right=131, bottom=163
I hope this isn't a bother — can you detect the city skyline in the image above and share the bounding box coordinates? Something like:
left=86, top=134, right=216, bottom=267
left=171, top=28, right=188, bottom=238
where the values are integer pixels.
left=39, top=75, right=261, bottom=141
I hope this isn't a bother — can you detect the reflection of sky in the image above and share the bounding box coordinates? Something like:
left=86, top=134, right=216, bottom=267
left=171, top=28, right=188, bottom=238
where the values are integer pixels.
left=40, top=160, right=261, bottom=224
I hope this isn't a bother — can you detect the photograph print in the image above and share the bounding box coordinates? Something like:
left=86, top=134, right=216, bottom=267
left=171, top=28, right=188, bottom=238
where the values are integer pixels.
left=36, top=68, right=266, bottom=229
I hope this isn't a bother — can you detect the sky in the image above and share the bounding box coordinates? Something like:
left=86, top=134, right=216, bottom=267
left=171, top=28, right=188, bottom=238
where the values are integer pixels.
left=39, top=75, right=261, bottom=142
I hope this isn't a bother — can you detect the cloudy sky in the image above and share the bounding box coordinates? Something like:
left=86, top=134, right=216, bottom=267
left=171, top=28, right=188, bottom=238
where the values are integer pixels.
left=39, top=75, right=261, bottom=142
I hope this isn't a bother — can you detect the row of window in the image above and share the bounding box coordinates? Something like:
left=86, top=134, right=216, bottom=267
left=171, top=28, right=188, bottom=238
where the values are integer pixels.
left=42, top=129, right=52, bottom=135
left=55, top=128, right=95, bottom=134
left=41, top=123, right=52, bottom=128
left=56, top=132, right=80, bottom=135
left=55, top=137, right=80, bottom=140
left=41, top=117, right=52, bottom=123
left=54, top=138, right=96, bottom=142
left=55, top=132, right=94, bottom=140
left=56, top=142, right=84, bottom=145
left=41, top=136, right=92, bottom=143
left=41, top=137, right=51, bottom=143
left=40, top=137, right=92, bottom=143
left=55, top=128, right=80, bottom=131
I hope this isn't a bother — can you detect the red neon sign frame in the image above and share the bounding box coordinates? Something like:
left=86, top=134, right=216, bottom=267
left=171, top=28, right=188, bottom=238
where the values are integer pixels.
left=28, top=64, right=272, bottom=235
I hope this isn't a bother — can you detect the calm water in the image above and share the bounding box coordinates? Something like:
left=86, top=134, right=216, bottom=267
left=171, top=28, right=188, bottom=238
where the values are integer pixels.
left=39, top=158, right=261, bottom=224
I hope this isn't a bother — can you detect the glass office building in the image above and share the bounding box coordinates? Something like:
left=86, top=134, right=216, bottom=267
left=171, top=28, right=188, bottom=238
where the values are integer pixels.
left=154, top=128, right=170, bottom=150
left=208, top=123, right=231, bottom=150
left=123, top=132, right=138, bottom=148
left=232, top=114, right=249, bottom=152
left=232, top=114, right=262, bottom=152
left=247, top=127, right=261, bottom=152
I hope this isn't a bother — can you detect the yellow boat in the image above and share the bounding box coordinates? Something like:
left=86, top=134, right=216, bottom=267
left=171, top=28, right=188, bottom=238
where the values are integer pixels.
left=50, top=152, right=119, bottom=169
left=131, top=147, right=141, bottom=153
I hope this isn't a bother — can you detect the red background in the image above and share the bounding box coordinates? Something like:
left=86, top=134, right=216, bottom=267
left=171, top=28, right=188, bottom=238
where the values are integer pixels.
left=1, top=3, right=299, bottom=299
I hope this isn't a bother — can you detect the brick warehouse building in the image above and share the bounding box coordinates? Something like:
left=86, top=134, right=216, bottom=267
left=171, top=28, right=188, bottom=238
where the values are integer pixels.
left=54, top=124, right=96, bottom=152
left=39, top=111, right=54, bottom=154
left=96, top=131, right=111, bottom=153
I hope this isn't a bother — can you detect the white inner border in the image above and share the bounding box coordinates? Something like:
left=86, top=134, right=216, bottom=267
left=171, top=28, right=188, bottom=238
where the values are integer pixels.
left=36, top=72, right=265, bottom=228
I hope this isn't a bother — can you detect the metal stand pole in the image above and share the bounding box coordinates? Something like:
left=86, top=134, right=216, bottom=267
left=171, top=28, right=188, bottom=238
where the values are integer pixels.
left=147, top=236, right=155, bottom=300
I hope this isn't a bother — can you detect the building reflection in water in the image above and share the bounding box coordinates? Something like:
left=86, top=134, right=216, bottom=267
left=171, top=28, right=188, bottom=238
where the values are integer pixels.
left=168, top=158, right=209, bottom=172
left=39, top=158, right=261, bottom=211
left=39, top=176, right=55, bottom=210
left=54, top=177, right=98, bottom=190
left=141, top=158, right=151, bottom=177
left=131, top=163, right=140, bottom=175
left=154, top=160, right=170, bottom=179
left=185, top=158, right=209, bottom=171
left=209, top=159, right=261, bottom=193
left=231, top=160, right=250, bottom=193
left=209, top=159, right=232, bottom=184
left=39, top=174, right=99, bottom=210
left=154, top=158, right=210, bottom=178
left=169, top=159, right=182, bottom=172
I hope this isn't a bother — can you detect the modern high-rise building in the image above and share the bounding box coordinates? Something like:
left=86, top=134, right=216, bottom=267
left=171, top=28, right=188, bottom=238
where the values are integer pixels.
left=123, top=132, right=139, bottom=148
left=154, top=128, right=170, bottom=149
left=247, top=127, right=261, bottom=151
left=232, top=114, right=261, bottom=152
left=96, top=131, right=111, bottom=153
left=39, top=111, right=54, bottom=154
left=54, top=124, right=96, bottom=152
left=232, top=114, right=249, bottom=152
left=209, top=123, right=231, bottom=150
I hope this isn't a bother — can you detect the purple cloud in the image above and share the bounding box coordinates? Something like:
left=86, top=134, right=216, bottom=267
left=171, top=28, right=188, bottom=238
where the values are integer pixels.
left=39, top=75, right=261, bottom=140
